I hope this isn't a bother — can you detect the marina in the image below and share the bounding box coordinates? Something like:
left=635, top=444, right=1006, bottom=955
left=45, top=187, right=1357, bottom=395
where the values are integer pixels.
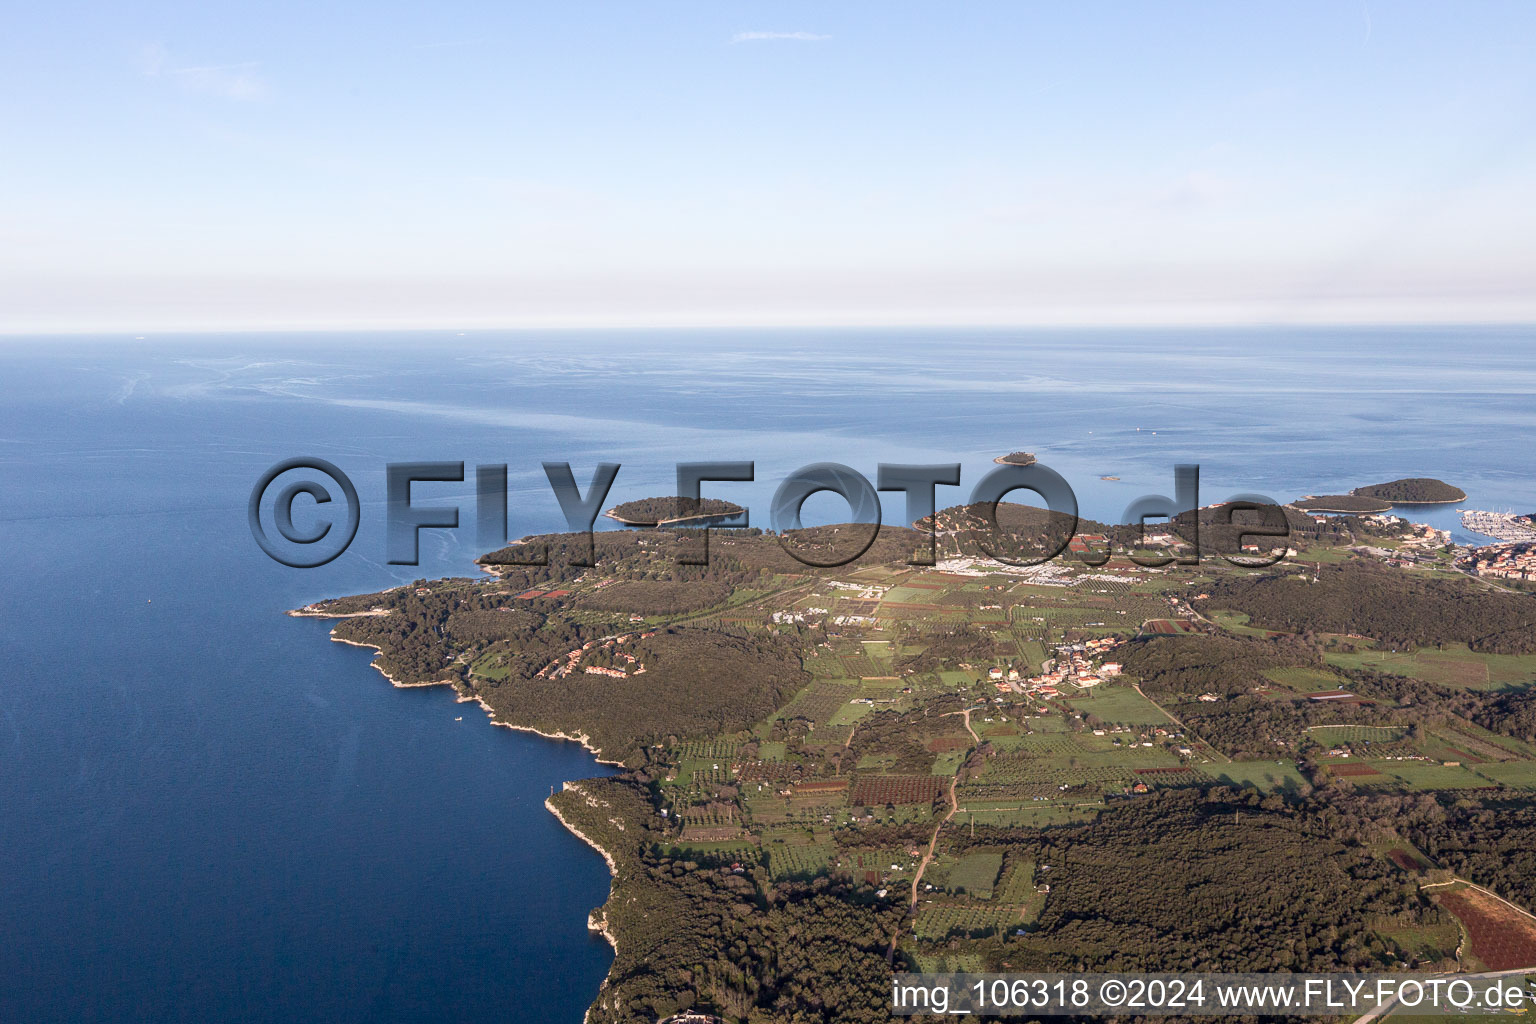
left=1459, top=510, right=1536, bottom=543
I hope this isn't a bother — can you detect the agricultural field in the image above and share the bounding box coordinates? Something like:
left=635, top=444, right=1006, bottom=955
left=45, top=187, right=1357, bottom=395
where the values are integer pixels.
left=1063, top=684, right=1171, bottom=725
left=469, top=650, right=511, bottom=680
left=802, top=649, right=854, bottom=678
left=665, top=836, right=758, bottom=858
left=1306, top=724, right=1409, bottom=746
left=989, top=859, right=1050, bottom=927
left=1372, top=916, right=1461, bottom=966
left=905, top=952, right=987, bottom=974
left=1323, top=644, right=1536, bottom=691
left=1379, top=842, right=1435, bottom=873
left=851, top=775, right=943, bottom=807
left=1327, top=762, right=1388, bottom=781
left=1132, top=766, right=1204, bottom=787
left=1208, top=609, right=1292, bottom=638
left=930, top=750, right=968, bottom=776
left=1371, top=761, right=1497, bottom=791
left=1325, top=758, right=1498, bottom=791
left=945, top=850, right=1004, bottom=898
left=1433, top=886, right=1536, bottom=971
left=959, top=803, right=1101, bottom=828
left=881, top=585, right=938, bottom=604
left=1141, top=619, right=1200, bottom=635
left=674, top=738, right=744, bottom=762
left=1436, top=720, right=1536, bottom=761
left=764, top=838, right=834, bottom=880
left=825, top=699, right=876, bottom=728
left=840, top=847, right=921, bottom=885
left=913, top=903, right=1022, bottom=941
left=774, top=680, right=860, bottom=726
left=954, top=735, right=1181, bottom=799
left=1261, top=666, right=1353, bottom=693
left=1199, top=761, right=1310, bottom=793
left=1471, top=761, right=1536, bottom=789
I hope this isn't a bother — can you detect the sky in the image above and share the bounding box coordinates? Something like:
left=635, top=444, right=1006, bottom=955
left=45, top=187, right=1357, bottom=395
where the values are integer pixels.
left=3, top=1, right=1535, bottom=331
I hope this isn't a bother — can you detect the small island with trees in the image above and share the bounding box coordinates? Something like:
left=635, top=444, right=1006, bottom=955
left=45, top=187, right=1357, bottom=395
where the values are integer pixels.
left=993, top=451, right=1037, bottom=466
left=1351, top=478, right=1468, bottom=504
left=1293, top=478, right=1466, bottom=513
left=1292, top=494, right=1395, bottom=513
left=605, top=496, right=746, bottom=526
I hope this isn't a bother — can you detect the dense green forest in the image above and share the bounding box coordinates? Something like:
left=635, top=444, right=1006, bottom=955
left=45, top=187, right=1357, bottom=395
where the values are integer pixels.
left=578, top=579, right=734, bottom=614
left=607, top=496, right=747, bottom=524
left=979, top=789, right=1423, bottom=972
left=333, top=611, right=807, bottom=760
left=1200, top=564, right=1536, bottom=654
left=553, top=778, right=903, bottom=1024
left=1292, top=495, right=1393, bottom=513
left=1410, top=801, right=1536, bottom=907
left=1351, top=478, right=1467, bottom=503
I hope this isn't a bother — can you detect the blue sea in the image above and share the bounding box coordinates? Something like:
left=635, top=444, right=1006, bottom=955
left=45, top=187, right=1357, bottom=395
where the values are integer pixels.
left=2, top=326, right=1533, bottom=1022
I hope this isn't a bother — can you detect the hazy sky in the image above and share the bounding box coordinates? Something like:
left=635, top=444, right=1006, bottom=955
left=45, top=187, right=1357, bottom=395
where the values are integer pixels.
left=4, top=1, right=1535, bottom=331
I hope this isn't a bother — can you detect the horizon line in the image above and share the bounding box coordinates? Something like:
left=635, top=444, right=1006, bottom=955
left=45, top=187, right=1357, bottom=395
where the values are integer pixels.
left=2, top=316, right=1534, bottom=338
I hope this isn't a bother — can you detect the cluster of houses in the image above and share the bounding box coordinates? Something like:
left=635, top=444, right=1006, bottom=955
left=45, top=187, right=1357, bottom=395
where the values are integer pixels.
left=536, top=631, right=655, bottom=680
left=934, top=557, right=1080, bottom=587
left=988, top=637, right=1126, bottom=697
left=1388, top=518, right=1451, bottom=548
left=771, top=607, right=827, bottom=624
left=826, top=581, right=888, bottom=597
left=1465, top=544, right=1536, bottom=581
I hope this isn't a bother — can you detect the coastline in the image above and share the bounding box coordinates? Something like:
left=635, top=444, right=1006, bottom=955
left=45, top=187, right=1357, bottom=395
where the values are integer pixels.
left=603, top=508, right=742, bottom=527
left=321, top=627, right=626, bottom=766
left=1290, top=499, right=1394, bottom=514
left=302, top=607, right=625, bottom=1022
left=544, top=786, right=620, bottom=952
left=287, top=607, right=391, bottom=619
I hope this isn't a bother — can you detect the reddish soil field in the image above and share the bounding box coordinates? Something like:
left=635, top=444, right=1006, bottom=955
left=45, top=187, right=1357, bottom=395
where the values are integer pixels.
left=1144, top=619, right=1198, bottom=634
left=926, top=736, right=971, bottom=753
left=1436, top=888, right=1536, bottom=971
left=1329, top=764, right=1384, bottom=777
left=852, top=775, right=942, bottom=807
left=1387, top=849, right=1425, bottom=872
